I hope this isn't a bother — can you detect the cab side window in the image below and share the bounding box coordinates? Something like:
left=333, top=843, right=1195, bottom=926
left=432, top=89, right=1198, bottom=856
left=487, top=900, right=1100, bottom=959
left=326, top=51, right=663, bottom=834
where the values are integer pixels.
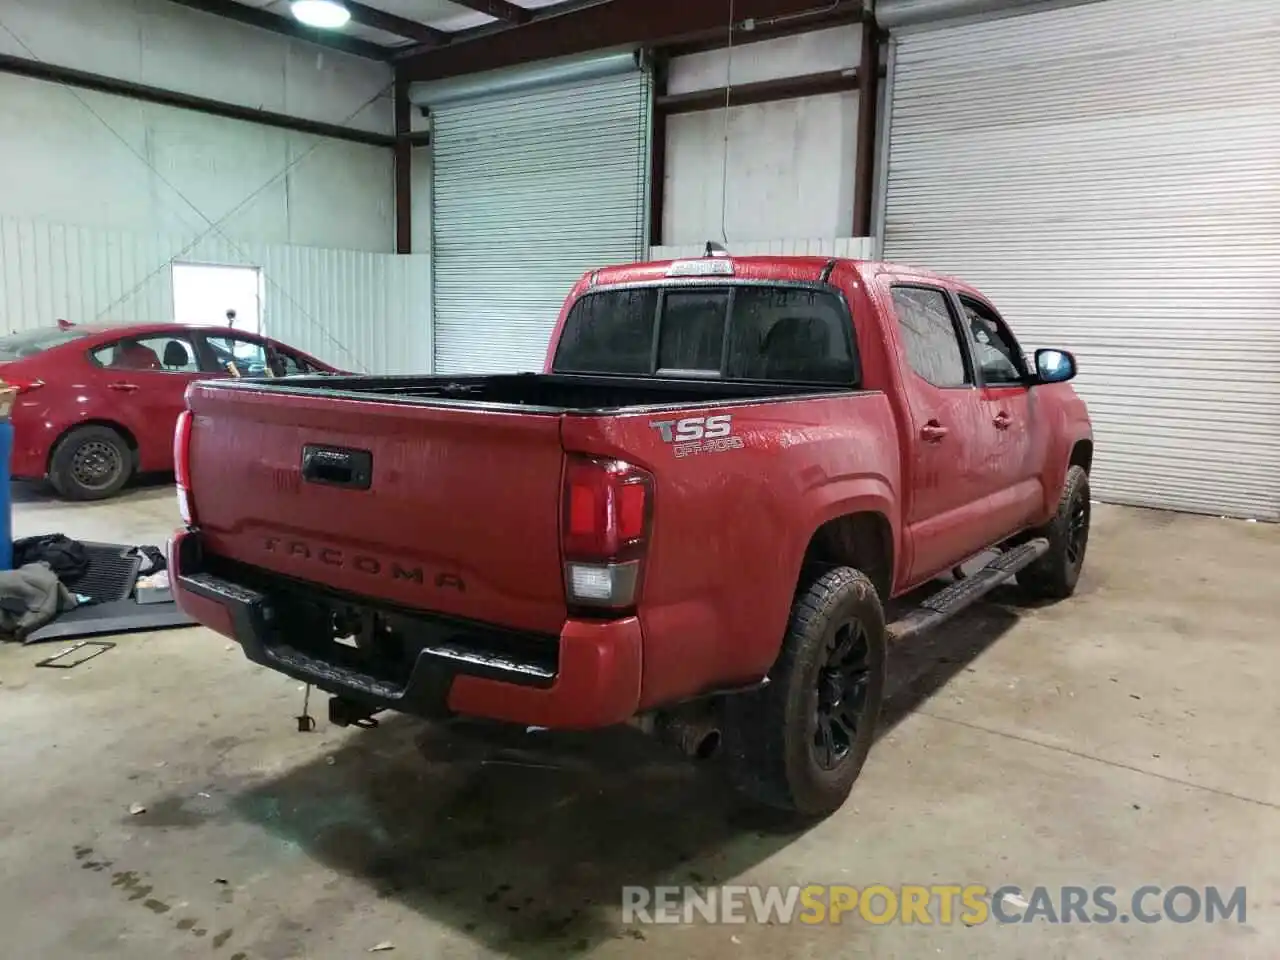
left=889, top=286, right=971, bottom=388
left=958, top=296, right=1025, bottom=386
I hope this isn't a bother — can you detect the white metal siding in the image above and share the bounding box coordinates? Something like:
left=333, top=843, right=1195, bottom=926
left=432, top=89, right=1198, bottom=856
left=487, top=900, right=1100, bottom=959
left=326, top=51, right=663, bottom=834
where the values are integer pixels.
left=431, top=71, right=651, bottom=373
left=883, top=0, right=1280, bottom=520
left=662, top=24, right=864, bottom=247
left=0, top=215, right=431, bottom=375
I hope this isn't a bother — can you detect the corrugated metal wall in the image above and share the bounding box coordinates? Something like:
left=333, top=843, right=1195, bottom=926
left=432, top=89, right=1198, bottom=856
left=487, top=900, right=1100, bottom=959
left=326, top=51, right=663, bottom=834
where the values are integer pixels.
left=881, top=0, right=1280, bottom=521
left=431, top=69, right=652, bottom=374
left=650, top=238, right=877, bottom=259
left=0, top=215, right=431, bottom=375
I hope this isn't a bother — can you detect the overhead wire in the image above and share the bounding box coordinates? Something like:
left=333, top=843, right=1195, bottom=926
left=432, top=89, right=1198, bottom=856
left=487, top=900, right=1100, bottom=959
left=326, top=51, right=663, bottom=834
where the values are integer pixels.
left=0, top=8, right=389, bottom=371
left=719, top=0, right=736, bottom=245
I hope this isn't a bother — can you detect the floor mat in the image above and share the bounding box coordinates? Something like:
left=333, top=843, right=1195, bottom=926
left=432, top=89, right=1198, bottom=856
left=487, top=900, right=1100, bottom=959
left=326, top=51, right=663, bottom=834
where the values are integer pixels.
left=23, top=600, right=197, bottom=644
left=61, top=543, right=143, bottom=603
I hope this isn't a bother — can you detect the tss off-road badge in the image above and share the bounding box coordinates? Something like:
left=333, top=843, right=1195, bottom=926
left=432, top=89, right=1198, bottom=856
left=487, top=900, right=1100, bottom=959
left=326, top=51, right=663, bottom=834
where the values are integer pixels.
left=650, top=415, right=745, bottom=458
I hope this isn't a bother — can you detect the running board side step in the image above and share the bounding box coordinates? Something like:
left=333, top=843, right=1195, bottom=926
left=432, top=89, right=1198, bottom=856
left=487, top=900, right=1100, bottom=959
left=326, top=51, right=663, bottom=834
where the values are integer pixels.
left=886, top=538, right=1049, bottom=643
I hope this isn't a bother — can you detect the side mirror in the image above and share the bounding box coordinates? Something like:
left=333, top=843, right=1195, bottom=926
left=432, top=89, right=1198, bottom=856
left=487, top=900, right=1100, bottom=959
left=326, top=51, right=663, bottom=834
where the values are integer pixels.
left=1034, top=348, right=1077, bottom=384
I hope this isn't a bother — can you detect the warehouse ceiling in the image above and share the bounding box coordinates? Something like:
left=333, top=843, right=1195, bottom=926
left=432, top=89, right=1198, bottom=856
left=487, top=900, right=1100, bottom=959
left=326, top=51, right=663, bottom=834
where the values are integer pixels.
left=168, top=0, right=868, bottom=76
left=165, top=0, right=608, bottom=60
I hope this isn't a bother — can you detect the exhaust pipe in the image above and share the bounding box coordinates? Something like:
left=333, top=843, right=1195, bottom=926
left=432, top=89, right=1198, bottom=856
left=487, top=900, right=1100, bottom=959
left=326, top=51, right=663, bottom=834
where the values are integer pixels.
left=630, top=710, right=723, bottom=760
left=664, top=714, right=722, bottom=760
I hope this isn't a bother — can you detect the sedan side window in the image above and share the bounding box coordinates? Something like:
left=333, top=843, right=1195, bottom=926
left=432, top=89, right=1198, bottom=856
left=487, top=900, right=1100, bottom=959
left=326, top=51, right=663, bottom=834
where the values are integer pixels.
left=90, top=335, right=199, bottom=373
left=958, top=296, right=1026, bottom=386
left=889, top=286, right=972, bottom=388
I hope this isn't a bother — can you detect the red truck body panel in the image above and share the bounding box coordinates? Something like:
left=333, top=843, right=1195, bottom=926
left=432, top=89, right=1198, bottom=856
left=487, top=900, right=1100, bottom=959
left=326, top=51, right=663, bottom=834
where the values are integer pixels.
left=560, top=391, right=901, bottom=708
left=171, top=254, right=1091, bottom=731
left=185, top=384, right=570, bottom=635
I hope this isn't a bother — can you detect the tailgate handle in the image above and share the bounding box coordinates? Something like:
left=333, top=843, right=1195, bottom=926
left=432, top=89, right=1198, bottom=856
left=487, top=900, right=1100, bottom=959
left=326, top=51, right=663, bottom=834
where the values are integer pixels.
left=302, top=445, right=372, bottom=490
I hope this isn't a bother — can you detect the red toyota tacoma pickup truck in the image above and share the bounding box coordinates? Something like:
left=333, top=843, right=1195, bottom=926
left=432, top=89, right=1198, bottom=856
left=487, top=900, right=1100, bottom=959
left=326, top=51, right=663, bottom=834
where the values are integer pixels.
left=170, top=254, right=1093, bottom=816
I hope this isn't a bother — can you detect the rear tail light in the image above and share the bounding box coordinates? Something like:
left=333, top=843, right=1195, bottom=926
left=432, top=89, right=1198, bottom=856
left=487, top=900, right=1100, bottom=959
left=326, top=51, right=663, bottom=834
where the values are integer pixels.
left=2, top=377, right=44, bottom=394
left=174, top=410, right=195, bottom=525
left=562, top=455, right=653, bottom=611
left=0, top=376, right=39, bottom=418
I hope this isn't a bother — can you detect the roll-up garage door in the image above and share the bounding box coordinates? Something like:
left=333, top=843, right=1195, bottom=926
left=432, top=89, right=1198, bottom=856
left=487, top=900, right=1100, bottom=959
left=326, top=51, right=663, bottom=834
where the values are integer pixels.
left=428, top=63, right=651, bottom=374
left=882, top=0, right=1280, bottom=520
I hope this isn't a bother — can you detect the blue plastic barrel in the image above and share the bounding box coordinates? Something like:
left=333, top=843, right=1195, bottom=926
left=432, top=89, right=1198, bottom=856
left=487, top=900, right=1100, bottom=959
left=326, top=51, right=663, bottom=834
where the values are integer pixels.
left=0, top=420, right=12, bottom=571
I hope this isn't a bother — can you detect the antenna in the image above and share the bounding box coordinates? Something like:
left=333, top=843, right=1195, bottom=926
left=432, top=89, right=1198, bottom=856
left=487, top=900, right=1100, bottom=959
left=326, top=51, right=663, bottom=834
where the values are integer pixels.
left=718, top=0, right=736, bottom=246
left=705, top=241, right=730, bottom=258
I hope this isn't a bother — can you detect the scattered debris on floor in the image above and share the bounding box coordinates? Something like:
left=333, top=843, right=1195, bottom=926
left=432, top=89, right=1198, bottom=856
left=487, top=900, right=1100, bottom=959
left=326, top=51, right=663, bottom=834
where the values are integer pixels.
left=0, top=534, right=197, bottom=647
left=34, top=640, right=115, bottom=669
left=128, top=802, right=147, bottom=816
left=0, top=561, right=79, bottom=640
left=368, top=942, right=396, bottom=953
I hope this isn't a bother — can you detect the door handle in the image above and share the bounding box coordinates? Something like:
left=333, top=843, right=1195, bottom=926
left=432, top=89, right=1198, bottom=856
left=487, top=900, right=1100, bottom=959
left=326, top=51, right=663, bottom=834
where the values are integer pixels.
left=920, top=421, right=949, bottom=443
left=107, top=382, right=140, bottom=393
left=993, top=411, right=1012, bottom=430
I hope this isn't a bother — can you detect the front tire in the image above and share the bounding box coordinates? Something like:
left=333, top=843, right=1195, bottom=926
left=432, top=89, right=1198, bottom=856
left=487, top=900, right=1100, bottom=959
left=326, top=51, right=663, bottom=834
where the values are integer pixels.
left=49, top=425, right=133, bottom=501
left=722, top=567, right=887, bottom=818
left=1019, top=465, right=1091, bottom=600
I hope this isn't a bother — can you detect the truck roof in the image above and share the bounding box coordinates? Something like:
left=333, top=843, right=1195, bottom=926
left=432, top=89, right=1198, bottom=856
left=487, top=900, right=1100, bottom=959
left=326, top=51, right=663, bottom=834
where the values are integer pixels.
left=589, top=255, right=972, bottom=293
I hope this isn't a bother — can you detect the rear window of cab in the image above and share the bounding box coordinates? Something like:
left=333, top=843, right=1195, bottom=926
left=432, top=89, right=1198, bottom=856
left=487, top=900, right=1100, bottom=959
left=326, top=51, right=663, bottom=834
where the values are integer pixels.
left=552, top=285, right=859, bottom=385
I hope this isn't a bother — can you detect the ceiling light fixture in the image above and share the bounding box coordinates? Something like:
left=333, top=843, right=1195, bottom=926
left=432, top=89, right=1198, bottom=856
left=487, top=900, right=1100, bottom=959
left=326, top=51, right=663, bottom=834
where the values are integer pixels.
left=290, top=0, right=352, bottom=30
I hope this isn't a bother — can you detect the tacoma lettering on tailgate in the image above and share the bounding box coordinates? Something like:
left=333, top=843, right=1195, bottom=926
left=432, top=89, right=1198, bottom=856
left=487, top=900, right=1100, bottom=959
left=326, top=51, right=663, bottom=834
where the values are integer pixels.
left=262, top=537, right=439, bottom=587
left=649, top=415, right=745, bottom=458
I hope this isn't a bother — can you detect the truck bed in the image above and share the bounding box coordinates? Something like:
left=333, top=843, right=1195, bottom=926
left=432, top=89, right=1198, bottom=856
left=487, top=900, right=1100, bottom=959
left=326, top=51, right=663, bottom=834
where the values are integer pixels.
left=180, top=371, right=864, bottom=644
left=207, top=372, right=855, bottom=413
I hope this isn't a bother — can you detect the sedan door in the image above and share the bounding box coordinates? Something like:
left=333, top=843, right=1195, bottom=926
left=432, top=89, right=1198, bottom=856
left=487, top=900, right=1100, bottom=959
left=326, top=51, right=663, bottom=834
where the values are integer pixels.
left=86, top=332, right=206, bottom=472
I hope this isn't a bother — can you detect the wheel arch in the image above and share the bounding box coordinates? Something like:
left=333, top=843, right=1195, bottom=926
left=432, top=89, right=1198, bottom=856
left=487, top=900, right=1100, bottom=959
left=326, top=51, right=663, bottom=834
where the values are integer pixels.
left=1069, top=438, right=1093, bottom=474
left=48, top=419, right=140, bottom=474
left=798, top=510, right=896, bottom=603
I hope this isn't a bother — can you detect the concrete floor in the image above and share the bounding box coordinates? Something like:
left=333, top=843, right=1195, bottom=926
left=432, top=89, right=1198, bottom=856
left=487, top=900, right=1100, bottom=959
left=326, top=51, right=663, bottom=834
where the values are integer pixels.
left=1, top=482, right=1277, bottom=959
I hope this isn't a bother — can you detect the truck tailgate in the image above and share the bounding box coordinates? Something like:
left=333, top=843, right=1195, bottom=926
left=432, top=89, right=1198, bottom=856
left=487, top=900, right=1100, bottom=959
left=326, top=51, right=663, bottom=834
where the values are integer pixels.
left=185, top=383, right=568, bottom=635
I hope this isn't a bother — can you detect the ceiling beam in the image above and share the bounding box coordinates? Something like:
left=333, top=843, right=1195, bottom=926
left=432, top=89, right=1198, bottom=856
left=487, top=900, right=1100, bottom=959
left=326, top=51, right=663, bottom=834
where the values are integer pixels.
left=0, top=52, right=396, bottom=146
left=662, top=1, right=866, bottom=56
left=345, top=0, right=451, bottom=45
left=447, top=0, right=532, bottom=23
left=656, top=67, right=860, bottom=115
left=163, top=0, right=391, bottom=60
left=399, top=0, right=862, bottom=81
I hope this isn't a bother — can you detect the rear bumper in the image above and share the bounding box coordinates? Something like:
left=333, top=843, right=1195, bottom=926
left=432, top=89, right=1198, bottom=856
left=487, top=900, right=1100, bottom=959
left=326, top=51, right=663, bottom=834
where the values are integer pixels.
left=7, top=409, right=53, bottom=479
left=168, top=530, right=643, bottom=730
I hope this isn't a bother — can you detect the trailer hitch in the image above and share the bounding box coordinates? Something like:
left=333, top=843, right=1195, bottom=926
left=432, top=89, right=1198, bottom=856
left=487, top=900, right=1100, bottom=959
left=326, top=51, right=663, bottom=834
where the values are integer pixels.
left=328, top=696, right=381, bottom=729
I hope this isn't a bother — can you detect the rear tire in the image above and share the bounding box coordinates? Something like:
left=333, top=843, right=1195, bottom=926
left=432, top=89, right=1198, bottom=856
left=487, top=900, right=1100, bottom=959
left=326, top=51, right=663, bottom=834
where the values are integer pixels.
left=1019, top=465, right=1090, bottom=600
left=49, top=425, right=133, bottom=501
left=722, top=567, right=887, bottom=818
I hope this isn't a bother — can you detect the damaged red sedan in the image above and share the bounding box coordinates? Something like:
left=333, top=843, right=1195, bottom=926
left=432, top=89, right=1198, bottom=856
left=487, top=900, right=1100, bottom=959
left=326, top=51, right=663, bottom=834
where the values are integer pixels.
left=0, top=322, right=338, bottom=500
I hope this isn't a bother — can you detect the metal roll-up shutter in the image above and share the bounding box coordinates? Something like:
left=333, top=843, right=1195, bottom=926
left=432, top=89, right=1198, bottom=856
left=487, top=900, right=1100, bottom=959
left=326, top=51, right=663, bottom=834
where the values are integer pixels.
left=430, top=66, right=651, bottom=374
left=882, top=0, right=1280, bottom=521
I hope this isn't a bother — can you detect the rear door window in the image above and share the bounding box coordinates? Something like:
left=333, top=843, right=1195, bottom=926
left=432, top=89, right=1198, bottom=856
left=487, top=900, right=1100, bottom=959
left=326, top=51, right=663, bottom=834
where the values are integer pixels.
left=889, top=286, right=972, bottom=388
left=552, top=284, right=857, bottom=385
left=90, top=334, right=199, bottom=372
